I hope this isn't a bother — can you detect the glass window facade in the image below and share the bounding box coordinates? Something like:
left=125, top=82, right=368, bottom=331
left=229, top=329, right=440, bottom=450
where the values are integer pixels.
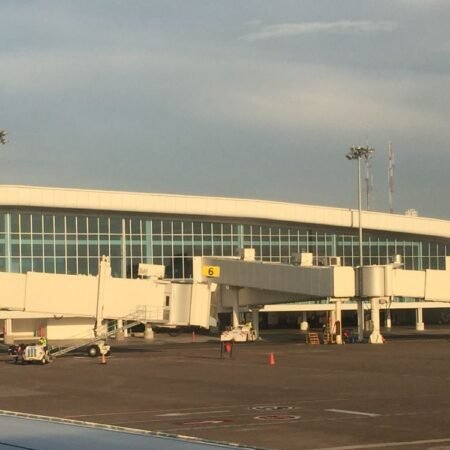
left=0, top=210, right=448, bottom=279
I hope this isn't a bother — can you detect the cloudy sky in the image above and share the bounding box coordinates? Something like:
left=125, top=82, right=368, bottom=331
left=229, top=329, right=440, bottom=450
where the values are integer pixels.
left=1, top=0, right=450, bottom=218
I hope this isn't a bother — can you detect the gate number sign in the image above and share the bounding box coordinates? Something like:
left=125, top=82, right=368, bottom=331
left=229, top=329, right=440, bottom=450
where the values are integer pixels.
left=202, top=266, right=221, bottom=278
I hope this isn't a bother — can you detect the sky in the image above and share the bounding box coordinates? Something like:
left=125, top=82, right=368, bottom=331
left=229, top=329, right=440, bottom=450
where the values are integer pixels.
left=1, top=0, right=450, bottom=218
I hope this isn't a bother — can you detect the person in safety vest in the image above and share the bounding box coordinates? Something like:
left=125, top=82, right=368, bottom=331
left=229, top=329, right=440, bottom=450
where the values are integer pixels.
left=38, top=336, right=48, bottom=349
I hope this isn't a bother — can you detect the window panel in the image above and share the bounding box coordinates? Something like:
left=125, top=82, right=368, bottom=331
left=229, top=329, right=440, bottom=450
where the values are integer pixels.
left=44, top=215, right=54, bottom=233
left=172, top=221, right=182, bottom=234
left=222, top=223, right=231, bottom=235
left=193, top=222, right=202, bottom=234
left=89, top=243, right=99, bottom=257
left=99, top=217, right=109, bottom=234
left=21, top=244, right=32, bottom=257
left=66, top=216, right=76, bottom=233
left=110, top=242, right=122, bottom=257
left=11, top=244, right=20, bottom=256
left=88, top=217, right=98, bottom=234
left=110, top=258, right=122, bottom=277
left=67, top=244, right=77, bottom=257
left=152, top=220, right=162, bottom=235
left=33, top=240, right=44, bottom=256
left=77, top=216, right=87, bottom=234
left=131, top=218, right=141, bottom=235
left=78, top=244, right=88, bottom=257
left=22, top=258, right=32, bottom=273
left=20, top=213, right=31, bottom=233
left=182, top=221, right=192, bottom=234
left=110, top=217, right=122, bottom=234
left=55, top=242, right=65, bottom=257
left=67, top=258, right=77, bottom=275
left=10, top=214, right=19, bottom=232
left=44, top=258, right=55, bottom=273
left=88, top=259, right=98, bottom=276
left=78, top=258, right=88, bottom=275
left=33, top=258, right=43, bottom=272
left=55, top=216, right=65, bottom=233
left=44, top=243, right=54, bottom=257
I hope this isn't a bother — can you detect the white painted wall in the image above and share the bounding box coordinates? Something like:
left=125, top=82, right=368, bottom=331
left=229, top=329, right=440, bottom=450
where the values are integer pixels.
left=25, top=273, right=98, bottom=316
left=0, top=273, right=27, bottom=310
left=46, top=317, right=95, bottom=340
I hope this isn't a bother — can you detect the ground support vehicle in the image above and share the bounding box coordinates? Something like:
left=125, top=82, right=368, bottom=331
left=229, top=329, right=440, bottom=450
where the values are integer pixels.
left=7, top=309, right=164, bottom=364
left=220, top=324, right=256, bottom=342
left=8, top=343, right=52, bottom=365
left=84, top=340, right=111, bottom=357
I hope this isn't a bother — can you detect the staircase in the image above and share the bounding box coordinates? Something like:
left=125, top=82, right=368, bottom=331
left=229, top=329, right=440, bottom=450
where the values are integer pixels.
left=49, top=305, right=169, bottom=358
left=306, top=332, right=321, bottom=345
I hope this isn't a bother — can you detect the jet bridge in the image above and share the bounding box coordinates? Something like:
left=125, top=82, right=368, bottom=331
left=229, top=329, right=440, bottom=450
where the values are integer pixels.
left=193, top=251, right=450, bottom=344
left=0, top=256, right=212, bottom=344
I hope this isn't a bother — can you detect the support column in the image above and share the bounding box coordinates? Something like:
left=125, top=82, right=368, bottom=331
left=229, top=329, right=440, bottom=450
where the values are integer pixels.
left=115, top=319, right=125, bottom=340
left=300, top=311, right=309, bottom=331
left=369, top=297, right=384, bottom=344
left=232, top=289, right=240, bottom=328
left=385, top=309, right=392, bottom=329
left=4, top=319, right=13, bottom=345
left=416, top=307, right=425, bottom=331
left=144, top=323, right=154, bottom=340
left=330, top=307, right=336, bottom=331
left=95, top=256, right=111, bottom=337
left=251, top=308, right=260, bottom=340
left=357, top=300, right=364, bottom=342
left=334, top=300, right=343, bottom=345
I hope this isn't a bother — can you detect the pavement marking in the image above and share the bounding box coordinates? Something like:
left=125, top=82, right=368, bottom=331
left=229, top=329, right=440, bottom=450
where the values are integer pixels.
left=309, top=437, right=450, bottom=450
left=156, top=410, right=230, bottom=417
left=250, top=405, right=297, bottom=411
left=254, top=414, right=301, bottom=421
left=66, top=404, right=241, bottom=419
left=325, top=409, right=381, bottom=418
left=181, top=419, right=229, bottom=425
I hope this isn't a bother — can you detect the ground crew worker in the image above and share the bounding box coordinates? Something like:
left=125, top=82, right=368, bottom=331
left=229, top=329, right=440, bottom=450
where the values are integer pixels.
left=38, top=336, right=48, bottom=349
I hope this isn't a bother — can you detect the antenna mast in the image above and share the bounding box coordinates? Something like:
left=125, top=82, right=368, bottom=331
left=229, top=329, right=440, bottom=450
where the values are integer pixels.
left=388, top=141, right=394, bottom=213
left=364, top=153, right=373, bottom=210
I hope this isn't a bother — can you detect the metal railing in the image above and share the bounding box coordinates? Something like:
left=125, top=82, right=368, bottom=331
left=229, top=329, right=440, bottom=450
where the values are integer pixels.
left=49, top=305, right=169, bottom=358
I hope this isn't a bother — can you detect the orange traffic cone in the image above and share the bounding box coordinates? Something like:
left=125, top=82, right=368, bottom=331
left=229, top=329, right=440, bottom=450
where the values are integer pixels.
left=192, top=331, right=196, bottom=343
left=100, top=353, right=107, bottom=365
left=269, top=352, right=275, bottom=366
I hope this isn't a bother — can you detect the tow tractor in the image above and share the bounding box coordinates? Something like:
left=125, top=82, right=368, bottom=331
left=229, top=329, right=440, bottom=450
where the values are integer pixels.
left=8, top=339, right=111, bottom=365
left=220, top=324, right=256, bottom=342
left=8, top=342, right=53, bottom=365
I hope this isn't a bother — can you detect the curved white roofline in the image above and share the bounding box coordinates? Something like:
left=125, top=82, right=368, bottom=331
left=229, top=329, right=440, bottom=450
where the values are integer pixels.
left=1, top=184, right=450, bottom=239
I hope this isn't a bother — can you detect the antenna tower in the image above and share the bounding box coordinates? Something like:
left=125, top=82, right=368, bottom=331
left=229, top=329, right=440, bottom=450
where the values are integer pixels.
left=388, top=141, right=394, bottom=213
left=364, top=153, right=373, bottom=210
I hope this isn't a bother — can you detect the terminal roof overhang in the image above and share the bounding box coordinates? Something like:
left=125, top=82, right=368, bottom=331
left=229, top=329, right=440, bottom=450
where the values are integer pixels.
left=1, top=184, right=450, bottom=240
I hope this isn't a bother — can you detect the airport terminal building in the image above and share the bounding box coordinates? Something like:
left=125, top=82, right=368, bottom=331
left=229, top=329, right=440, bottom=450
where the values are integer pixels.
left=1, top=185, right=450, bottom=328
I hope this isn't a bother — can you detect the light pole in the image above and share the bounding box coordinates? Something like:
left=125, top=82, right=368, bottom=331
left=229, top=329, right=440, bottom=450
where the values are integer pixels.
left=346, top=145, right=374, bottom=341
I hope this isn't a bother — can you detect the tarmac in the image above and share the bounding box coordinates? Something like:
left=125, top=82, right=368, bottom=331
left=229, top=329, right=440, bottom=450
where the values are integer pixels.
left=1, top=327, right=450, bottom=450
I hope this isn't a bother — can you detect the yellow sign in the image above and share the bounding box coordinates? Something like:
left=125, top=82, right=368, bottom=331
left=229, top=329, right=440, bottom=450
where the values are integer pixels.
left=202, top=266, right=221, bottom=278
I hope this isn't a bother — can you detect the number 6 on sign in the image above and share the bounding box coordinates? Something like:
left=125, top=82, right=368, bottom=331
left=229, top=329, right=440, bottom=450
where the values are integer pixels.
left=202, top=266, right=221, bottom=278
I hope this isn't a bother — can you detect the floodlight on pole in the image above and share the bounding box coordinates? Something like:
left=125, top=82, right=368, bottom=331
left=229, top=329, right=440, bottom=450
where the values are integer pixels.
left=346, top=145, right=375, bottom=342
left=0, top=130, right=7, bottom=145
